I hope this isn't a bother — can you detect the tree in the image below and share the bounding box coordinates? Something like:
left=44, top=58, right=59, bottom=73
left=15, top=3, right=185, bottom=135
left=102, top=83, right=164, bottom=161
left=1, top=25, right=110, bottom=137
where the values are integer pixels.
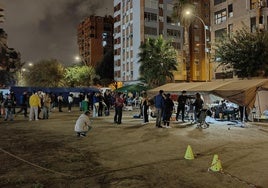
left=0, top=70, right=16, bottom=87
left=215, top=28, right=268, bottom=78
left=64, top=65, right=97, bottom=87
left=138, top=36, right=178, bottom=88
left=24, top=59, right=65, bottom=87
left=95, top=49, right=114, bottom=86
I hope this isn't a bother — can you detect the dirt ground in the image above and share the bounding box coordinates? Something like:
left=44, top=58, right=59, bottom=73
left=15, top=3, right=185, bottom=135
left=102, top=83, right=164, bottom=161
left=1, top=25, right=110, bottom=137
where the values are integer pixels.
left=0, top=107, right=268, bottom=188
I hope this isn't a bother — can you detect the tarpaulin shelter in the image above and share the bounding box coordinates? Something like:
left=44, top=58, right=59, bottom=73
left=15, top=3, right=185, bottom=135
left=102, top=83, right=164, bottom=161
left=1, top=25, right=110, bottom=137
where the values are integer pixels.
left=9, top=86, right=100, bottom=105
left=114, top=84, right=148, bottom=93
left=148, top=79, right=268, bottom=113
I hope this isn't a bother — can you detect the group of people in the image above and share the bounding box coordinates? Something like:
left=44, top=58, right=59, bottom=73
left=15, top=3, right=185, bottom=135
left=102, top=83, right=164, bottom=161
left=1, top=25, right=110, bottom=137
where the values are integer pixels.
left=74, top=91, right=125, bottom=137
left=78, top=90, right=113, bottom=118
left=0, top=88, right=250, bottom=138
left=154, top=90, right=204, bottom=128
left=0, top=90, right=75, bottom=122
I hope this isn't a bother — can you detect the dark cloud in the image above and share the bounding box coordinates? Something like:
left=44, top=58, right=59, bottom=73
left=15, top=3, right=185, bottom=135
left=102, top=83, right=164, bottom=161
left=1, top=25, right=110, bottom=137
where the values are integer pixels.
left=1, top=0, right=113, bottom=65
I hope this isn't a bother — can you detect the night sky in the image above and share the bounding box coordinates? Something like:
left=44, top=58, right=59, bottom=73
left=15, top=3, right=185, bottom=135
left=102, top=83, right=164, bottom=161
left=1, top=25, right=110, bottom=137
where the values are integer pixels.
left=1, top=0, right=113, bottom=66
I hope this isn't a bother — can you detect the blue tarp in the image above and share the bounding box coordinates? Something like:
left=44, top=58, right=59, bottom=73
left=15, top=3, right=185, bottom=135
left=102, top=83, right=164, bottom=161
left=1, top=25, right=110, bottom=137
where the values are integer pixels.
left=9, top=86, right=99, bottom=105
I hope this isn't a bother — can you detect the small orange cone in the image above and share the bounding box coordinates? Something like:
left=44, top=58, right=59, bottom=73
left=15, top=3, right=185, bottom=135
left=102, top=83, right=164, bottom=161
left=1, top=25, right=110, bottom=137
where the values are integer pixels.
left=209, top=154, right=223, bottom=172
left=184, top=145, right=195, bottom=160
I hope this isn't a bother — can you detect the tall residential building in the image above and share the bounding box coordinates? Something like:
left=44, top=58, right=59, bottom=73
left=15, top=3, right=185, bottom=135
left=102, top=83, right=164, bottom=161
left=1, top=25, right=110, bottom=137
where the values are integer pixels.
left=186, top=0, right=211, bottom=81
left=0, top=5, right=4, bottom=23
left=113, top=0, right=184, bottom=84
left=0, top=5, right=20, bottom=73
left=77, top=15, right=114, bottom=68
left=0, top=4, right=6, bottom=71
left=210, top=0, right=268, bottom=79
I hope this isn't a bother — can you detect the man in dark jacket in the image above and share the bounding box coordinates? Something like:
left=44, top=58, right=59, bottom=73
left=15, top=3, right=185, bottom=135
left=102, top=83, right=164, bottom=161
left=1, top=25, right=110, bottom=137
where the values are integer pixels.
left=163, top=93, right=174, bottom=128
left=176, top=90, right=188, bottom=122
left=4, top=94, right=16, bottom=121
left=16, top=91, right=28, bottom=118
left=154, top=90, right=165, bottom=128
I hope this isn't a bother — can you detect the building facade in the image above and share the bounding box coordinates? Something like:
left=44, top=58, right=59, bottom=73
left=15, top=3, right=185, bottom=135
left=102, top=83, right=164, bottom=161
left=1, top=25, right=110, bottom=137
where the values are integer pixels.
left=0, top=5, right=20, bottom=74
left=186, top=0, right=211, bottom=81
left=210, top=0, right=268, bottom=79
left=77, top=15, right=114, bottom=68
left=113, top=0, right=184, bottom=84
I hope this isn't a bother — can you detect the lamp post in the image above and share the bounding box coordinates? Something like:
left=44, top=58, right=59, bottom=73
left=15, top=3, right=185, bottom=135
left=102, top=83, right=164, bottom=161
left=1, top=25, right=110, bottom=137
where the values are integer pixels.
left=74, top=55, right=87, bottom=66
left=185, top=11, right=209, bottom=81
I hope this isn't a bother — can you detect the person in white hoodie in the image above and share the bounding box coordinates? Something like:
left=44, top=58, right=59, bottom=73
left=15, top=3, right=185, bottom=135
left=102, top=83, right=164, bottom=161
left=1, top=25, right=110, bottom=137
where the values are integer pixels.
left=74, top=110, right=92, bottom=137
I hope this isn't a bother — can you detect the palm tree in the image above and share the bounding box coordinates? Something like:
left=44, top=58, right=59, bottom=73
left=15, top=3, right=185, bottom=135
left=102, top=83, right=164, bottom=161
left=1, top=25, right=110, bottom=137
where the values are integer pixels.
left=138, top=35, right=177, bottom=88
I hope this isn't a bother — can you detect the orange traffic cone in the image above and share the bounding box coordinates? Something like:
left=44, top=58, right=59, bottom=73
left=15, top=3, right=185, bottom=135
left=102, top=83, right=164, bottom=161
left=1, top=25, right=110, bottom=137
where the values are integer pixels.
left=184, top=145, right=194, bottom=160
left=209, top=154, right=223, bottom=172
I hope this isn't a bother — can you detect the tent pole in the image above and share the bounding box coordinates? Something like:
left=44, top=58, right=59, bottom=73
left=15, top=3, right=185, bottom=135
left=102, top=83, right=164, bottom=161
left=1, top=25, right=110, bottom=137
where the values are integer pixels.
left=242, top=106, right=245, bottom=127
left=257, top=92, right=261, bottom=122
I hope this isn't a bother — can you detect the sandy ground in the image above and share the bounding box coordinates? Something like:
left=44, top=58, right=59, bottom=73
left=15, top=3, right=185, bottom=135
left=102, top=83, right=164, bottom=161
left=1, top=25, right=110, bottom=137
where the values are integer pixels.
left=0, top=107, right=268, bottom=188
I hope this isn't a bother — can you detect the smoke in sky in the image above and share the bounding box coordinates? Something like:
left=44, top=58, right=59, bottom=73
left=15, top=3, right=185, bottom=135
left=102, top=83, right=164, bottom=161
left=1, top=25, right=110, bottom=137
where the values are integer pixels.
left=1, top=0, right=113, bottom=65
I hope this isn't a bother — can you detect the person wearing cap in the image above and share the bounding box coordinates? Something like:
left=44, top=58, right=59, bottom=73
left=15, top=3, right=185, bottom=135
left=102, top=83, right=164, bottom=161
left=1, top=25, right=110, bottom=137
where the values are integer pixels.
left=74, top=110, right=92, bottom=137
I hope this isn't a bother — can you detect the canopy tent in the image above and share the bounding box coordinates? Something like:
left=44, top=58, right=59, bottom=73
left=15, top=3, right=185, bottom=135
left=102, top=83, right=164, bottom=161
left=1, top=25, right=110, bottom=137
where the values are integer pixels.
left=148, top=79, right=268, bottom=113
left=114, top=84, right=148, bottom=93
left=10, top=86, right=100, bottom=105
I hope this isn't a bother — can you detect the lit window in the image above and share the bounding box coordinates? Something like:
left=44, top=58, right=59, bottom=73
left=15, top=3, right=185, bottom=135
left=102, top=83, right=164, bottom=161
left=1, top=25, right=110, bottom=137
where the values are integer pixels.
left=214, top=9, right=227, bottom=24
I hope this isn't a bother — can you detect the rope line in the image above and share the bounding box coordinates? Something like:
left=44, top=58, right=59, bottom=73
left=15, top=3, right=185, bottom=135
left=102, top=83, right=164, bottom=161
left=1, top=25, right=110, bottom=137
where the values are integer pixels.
left=207, top=158, right=259, bottom=187
left=0, top=147, right=75, bottom=178
left=221, top=171, right=258, bottom=188
left=0, top=147, right=262, bottom=187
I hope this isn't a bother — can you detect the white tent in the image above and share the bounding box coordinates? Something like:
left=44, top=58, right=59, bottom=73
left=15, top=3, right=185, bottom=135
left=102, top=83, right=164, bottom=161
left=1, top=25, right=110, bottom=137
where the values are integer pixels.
left=148, top=79, right=268, bottom=115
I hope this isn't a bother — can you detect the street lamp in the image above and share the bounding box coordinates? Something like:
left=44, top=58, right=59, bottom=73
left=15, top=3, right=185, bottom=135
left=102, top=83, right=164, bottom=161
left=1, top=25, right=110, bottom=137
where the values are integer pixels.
left=74, top=55, right=87, bottom=66
left=185, top=11, right=209, bottom=81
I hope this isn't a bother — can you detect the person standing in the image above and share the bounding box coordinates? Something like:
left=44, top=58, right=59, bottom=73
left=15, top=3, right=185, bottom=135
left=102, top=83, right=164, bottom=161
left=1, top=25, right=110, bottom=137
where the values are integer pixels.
left=0, top=92, right=3, bottom=118
left=16, top=91, right=28, bottom=118
left=78, top=92, right=84, bottom=111
left=104, top=90, right=112, bottom=116
left=57, top=93, right=64, bottom=112
left=192, top=92, right=204, bottom=122
left=141, top=92, right=149, bottom=124
left=239, top=105, right=249, bottom=122
left=42, top=92, right=51, bottom=119
left=92, top=92, right=100, bottom=117
left=10, top=91, right=17, bottom=115
left=163, top=93, right=174, bottom=128
left=114, top=92, right=125, bottom=124
left=74, top=110, right=92, bottom=137
left=154, top=90, right=165, bottom=128
left=29, top=91, right=41, bottom=121
left=176, top=90, right=188, bottom=122
left=98, top=93, right=105, bottom=117
left=68, top=93, right=74, bottom=112
left=3, top=93, right=16, bottom=121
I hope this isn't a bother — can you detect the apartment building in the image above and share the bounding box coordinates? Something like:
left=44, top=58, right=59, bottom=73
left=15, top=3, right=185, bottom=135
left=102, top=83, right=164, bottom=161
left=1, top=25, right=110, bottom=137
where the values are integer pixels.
left=113, top=0, right=184, bottom=84
left=0, top=5, right=4, bottom=23
left=77, top=15, right=113, bottom=68
left=186, top=0, right=211, bottom=81
left=210, top=0, right=268, bottom=79
left=0, top=4, right=6, bottom=71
